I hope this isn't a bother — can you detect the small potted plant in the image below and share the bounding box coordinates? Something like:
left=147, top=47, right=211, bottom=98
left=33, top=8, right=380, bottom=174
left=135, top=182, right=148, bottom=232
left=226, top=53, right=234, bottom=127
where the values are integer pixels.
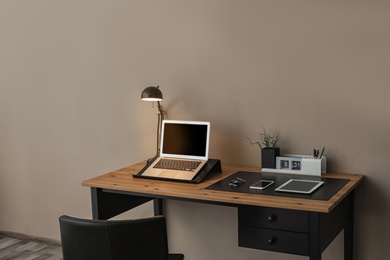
left=247, top=127, right=280, bottom=169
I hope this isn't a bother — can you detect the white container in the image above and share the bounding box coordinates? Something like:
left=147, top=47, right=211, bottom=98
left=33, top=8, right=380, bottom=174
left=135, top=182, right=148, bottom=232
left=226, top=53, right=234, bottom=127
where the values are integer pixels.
left=262, top=154, right=326, bottom=176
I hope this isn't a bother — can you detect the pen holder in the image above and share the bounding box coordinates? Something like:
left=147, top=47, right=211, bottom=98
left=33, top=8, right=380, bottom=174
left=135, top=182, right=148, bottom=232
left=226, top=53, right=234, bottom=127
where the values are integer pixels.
left=262, top=154, right=326, bottom=176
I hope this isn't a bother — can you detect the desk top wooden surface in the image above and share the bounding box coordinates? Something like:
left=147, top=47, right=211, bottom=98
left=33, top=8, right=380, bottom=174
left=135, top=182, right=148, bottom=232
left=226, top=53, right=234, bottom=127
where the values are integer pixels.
left=82, top=162, right=363, bottom=213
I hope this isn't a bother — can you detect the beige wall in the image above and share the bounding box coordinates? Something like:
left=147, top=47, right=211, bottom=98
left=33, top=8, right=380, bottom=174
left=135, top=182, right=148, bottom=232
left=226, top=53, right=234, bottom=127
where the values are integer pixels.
left=1, top=0, right=389, bottom=259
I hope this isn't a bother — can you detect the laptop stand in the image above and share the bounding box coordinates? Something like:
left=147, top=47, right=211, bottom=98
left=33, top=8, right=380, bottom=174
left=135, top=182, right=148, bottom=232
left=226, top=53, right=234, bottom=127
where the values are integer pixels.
left=134, top=158, right=222, bottom=184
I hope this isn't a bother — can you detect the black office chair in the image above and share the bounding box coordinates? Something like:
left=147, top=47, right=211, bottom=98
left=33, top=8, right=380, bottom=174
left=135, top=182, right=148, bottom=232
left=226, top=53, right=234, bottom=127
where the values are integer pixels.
left=59, top=215, right=184, bottom=260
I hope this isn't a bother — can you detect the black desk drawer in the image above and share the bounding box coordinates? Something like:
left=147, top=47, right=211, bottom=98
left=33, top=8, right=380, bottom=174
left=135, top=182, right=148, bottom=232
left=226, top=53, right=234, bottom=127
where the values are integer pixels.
left=238, top=226, right=309, bottom=256
left=238, top=205, right=309, bottom=233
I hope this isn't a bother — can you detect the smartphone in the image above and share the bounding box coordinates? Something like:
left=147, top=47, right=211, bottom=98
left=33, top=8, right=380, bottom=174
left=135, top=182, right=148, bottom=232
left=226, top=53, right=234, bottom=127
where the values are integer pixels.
left=250, top=180, right=274, bottom=190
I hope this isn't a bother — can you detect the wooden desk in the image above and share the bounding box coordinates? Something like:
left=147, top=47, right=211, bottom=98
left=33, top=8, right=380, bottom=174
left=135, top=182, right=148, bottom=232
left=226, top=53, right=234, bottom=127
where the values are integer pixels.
left=82, top=162, right=363, bottom=260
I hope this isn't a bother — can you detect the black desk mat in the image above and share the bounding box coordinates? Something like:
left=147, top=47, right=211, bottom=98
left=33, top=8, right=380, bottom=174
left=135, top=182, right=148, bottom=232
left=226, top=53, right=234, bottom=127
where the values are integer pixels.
left=205, top=171, right=349, bottom=201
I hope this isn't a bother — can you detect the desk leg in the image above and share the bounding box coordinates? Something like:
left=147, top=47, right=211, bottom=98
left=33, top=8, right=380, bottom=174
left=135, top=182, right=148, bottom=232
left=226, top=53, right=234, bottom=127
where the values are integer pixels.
left=344, top=191, right=355, bottom=260
left=344, top=220, right=353, bottom=260
left=91, top=188, right=152, bottom=220
left=154, top=198, right=164, bottom=216
left=309, top=212, right=321, bottom=260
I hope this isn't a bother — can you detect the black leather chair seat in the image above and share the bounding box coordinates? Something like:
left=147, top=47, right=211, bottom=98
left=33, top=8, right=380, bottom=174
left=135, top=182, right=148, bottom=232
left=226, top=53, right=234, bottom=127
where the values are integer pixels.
left=59, top=215, right=184, bottom=260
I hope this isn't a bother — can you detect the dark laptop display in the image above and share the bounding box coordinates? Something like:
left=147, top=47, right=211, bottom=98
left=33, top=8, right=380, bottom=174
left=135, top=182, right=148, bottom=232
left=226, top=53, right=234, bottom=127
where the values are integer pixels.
left=162, top=123, right=208, bottom=158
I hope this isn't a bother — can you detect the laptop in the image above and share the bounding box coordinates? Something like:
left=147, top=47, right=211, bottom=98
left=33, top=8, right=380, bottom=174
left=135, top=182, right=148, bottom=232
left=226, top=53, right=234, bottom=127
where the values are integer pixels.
left=141, top=120, right=211, bottom=180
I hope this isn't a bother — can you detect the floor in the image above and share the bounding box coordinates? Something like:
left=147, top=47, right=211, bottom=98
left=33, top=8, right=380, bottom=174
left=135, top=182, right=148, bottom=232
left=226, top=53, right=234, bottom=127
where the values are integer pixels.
left=0, top=234, right=62, bottom=260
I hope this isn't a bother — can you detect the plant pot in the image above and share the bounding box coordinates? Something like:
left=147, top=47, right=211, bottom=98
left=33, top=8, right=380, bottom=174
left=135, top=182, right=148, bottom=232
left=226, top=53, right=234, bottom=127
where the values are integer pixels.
left=261, top=147, right=280, bottom=169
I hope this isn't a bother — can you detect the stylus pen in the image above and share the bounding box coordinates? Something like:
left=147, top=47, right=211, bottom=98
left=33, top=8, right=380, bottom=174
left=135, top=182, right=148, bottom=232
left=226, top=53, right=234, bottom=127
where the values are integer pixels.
left=313, top=149, right=319, bottom=159
left=319, top=147, right=325, bottom=159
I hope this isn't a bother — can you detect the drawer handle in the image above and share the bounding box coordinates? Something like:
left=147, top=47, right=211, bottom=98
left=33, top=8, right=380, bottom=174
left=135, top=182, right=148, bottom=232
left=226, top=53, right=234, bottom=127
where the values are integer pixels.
left=267, top=214, right=276, bottom=222
left=267, top=237, right=276, bottom=245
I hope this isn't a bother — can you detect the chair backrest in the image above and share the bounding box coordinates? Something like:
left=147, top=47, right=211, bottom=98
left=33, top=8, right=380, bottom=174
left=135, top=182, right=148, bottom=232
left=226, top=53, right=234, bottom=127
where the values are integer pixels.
left=59, top=215, right=170, bottom=260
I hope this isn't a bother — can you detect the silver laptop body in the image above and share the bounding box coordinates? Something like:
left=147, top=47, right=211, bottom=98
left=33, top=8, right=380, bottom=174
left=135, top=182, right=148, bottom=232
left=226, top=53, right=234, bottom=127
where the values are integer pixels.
left=142, top=120, right=210, bottom=180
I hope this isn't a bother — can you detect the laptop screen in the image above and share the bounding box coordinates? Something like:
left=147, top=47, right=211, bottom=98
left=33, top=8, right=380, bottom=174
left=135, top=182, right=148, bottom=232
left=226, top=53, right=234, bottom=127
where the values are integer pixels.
left=160, top=120, right=210, bottom=160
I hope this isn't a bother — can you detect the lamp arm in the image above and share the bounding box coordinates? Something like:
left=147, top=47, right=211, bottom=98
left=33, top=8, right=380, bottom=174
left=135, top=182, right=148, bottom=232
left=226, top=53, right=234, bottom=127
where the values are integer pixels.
left=155, top=101, right=166, bottom=155
left=157, top=101, right=166, bottom=120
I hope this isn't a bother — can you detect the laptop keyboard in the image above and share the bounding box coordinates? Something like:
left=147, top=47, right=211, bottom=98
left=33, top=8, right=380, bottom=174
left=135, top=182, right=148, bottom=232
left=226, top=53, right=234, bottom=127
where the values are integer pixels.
left=154, top=159, right=201, bottom=172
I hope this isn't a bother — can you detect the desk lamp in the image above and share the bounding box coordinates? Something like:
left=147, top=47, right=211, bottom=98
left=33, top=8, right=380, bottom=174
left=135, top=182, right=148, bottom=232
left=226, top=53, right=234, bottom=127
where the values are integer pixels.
left=141, top=86, right=166, bottom=156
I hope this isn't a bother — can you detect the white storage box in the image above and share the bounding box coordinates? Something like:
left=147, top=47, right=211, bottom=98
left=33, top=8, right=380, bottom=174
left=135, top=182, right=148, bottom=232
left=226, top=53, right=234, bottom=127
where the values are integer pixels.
left=262, top=154, right=326, bottom=176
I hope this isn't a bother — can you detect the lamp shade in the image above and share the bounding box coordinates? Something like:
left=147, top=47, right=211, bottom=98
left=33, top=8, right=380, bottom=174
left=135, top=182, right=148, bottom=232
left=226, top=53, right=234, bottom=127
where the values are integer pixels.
left=141, top=86, right=163, bottom=101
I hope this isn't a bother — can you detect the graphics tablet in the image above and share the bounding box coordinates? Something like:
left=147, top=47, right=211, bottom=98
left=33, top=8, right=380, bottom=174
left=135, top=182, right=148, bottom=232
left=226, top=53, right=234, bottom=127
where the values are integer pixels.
left=275, top=179, right=324, bottom=194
